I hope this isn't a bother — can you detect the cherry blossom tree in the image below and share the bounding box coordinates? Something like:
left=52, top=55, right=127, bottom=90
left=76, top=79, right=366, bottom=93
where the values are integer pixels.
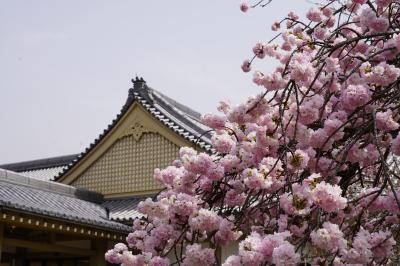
left=106, top=0, right=400, bottom=265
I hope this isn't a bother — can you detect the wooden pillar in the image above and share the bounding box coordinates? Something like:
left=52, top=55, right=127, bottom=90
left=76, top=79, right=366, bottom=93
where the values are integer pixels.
left=15, top=247, right=27, bottom=266
left=89, top=240, right=107, bottom=266
left=0, top=224, right=4, bottom=263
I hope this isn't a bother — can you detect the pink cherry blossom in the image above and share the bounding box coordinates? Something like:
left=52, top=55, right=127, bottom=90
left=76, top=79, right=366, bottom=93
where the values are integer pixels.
left=222, top=255, right=241, bottom=266
left=341, top=84, right=370, bottom=110
left=322, top=7, right=333, bottom=17
left=287, top=149, right=309, bottom=170
left=106, top=1, right=400, bottom=264
left=211, top=133, right=236, bottom=154
left=369, top=230, right=395, bottom=259
left=149, top=256, right=169, bottom=266
left=271, top=21, right=280, bottom=31
left=311, top=181, right=347, bottom=212
left=189, top=209, right=221, bottom=232
left=201, top=113, right=226, bottom=129
left=343, top=227, right=372, bottom=264
left=120, top=252, right=145, bottom=266
left=306, top=8, right=323, bottom=22
left=253, top=42, right=266, bottom=59
left=376, top=110, right=399, bottom=132
left=311, top=222, right=347, bottom=253
left=272, top=243, right=300, bottom=266
left=314, top=27, right=327, bottom=40
left=105, top=249, right=122, bottom=264
left=182, top=244, right=215, bottom=266
left=241, top=59, right=251, bottom=72
left=240, top=2, right=249, bottom=13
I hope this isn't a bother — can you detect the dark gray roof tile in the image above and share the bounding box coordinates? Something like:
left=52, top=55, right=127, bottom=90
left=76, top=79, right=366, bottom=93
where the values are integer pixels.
left=0, top=169, right=130, bottom=233
left=102, top=195, right=155, bottom=222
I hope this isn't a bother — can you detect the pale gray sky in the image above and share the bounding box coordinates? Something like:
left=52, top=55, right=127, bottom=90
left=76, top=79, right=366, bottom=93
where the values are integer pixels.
left=0, top=1, right=312, bottom=163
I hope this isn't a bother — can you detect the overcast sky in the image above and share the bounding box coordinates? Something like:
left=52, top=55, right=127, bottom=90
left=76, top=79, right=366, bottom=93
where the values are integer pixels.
left=0, top=1, right=312, bottom=164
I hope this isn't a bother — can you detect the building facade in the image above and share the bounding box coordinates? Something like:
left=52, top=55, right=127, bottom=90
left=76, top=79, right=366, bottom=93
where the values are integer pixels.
left=0, top=78, right=211, bottom=266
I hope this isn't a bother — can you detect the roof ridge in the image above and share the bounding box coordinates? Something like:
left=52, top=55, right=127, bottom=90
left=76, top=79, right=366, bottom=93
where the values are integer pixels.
left=0, top=154, right=79, bottom=172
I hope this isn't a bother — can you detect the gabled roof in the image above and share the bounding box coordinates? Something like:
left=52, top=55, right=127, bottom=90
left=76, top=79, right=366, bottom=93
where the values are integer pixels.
left=0, top=154, right=78, bottom=181
left=55, top=77, right=212, bottom=181
left=0, top=168, right=130, bottom=233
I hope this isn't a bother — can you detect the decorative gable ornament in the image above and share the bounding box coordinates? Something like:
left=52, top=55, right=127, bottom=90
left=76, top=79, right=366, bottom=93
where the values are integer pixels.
left=119, top=121, right=155, bottom=141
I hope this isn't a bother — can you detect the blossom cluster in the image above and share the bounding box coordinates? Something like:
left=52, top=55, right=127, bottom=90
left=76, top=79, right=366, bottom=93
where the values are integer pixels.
left=106, top=0, right=400, bottom=265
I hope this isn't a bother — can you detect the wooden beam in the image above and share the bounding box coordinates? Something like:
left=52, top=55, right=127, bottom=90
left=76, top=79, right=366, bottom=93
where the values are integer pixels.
left=3, top=238, right=95, bottom=256
left=0, top=211, right=125, bottom=241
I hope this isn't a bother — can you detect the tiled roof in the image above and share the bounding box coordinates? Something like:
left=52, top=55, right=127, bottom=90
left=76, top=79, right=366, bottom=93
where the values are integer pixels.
left=19, top=166, right=67, bottom=181
left=55, top=77, right=212, bottom=180
left=0, top=154, right=77, bottom=181
left=102, top=195, right=155, bottom=222
left=0, top=168, right=130, bottom=233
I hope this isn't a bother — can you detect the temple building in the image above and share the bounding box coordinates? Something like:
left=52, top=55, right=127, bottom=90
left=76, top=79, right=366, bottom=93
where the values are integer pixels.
left=0, top=78, right=211, bottom=266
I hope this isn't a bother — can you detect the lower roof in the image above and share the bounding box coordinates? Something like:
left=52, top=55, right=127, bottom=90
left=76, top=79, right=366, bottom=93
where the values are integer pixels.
left=0, top=168, right=130, bottom=233
left=102, top=195, right=155, bottom=222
